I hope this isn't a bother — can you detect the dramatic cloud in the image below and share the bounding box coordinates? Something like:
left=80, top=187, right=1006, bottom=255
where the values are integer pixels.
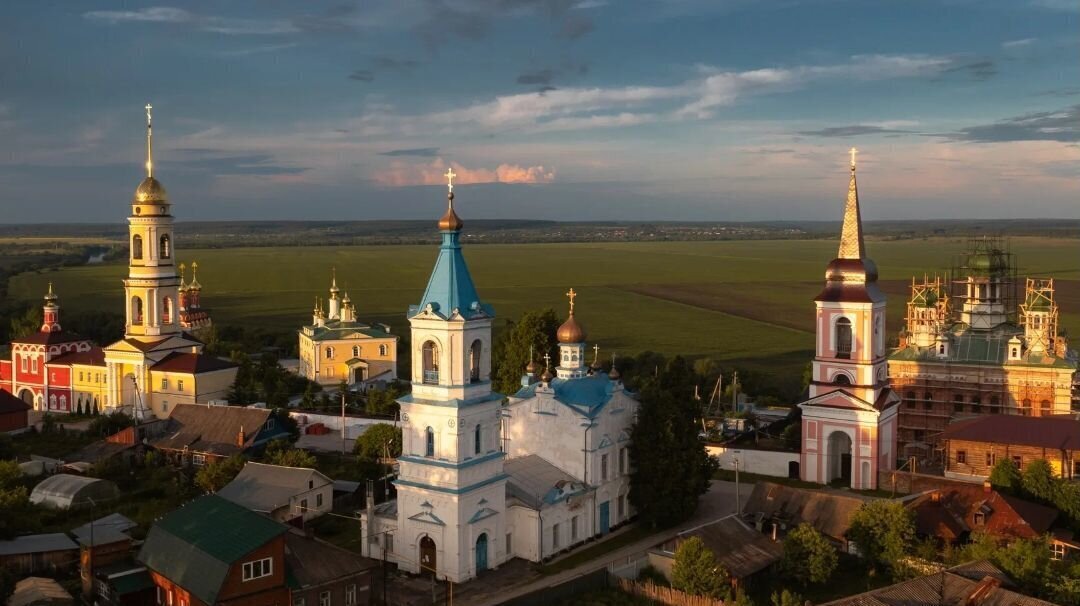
left=379, top=147, right=441, bottom=157
left=948, top=105, right=1080, bottom=143
left=373, top=159, right=555, bottom=186
left=798, top=125, right=915, bottom=138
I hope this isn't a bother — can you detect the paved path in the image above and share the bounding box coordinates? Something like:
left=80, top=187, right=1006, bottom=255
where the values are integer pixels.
left=460, top=479, right=753, bottom=606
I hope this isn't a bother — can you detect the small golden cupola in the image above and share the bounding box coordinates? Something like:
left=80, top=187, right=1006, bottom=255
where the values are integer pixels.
left=555, top=288, right=589, bottom=379
left=556, top=288, right=587, bottom=344
left=438, top=168, right=464, bottom=232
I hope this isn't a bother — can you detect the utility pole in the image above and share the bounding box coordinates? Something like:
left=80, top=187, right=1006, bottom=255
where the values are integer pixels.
left=733, top=457, right=741, bottom=515
left=341, top=387, right=347, bottom=455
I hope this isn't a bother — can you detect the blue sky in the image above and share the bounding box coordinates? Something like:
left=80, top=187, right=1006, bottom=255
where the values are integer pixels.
left=0, top=0, right=1077, bottom=222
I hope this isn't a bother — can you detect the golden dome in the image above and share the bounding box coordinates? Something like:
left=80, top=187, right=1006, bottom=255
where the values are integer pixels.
left=557, top=313, right=587, bottom=344
left=526, top=359, right=538, bottom=374
left=438, top=193, right=464, bottom=231
left=134, top=177, right=169, bottom=204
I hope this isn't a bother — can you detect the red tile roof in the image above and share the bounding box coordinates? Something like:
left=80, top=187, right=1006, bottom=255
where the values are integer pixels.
left=908, top=485, right=1057, bottom=542
left=151, top=352, right=237, bottom=374
left=47, top=347, right=106, bottom=367
left=12, top=330, right=89, bottom=346
left=942, top=415, right=1080, bottom=450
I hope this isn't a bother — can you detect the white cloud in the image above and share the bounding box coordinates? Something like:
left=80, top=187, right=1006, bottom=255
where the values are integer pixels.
left=1003, top=38, right=1037, bottom=48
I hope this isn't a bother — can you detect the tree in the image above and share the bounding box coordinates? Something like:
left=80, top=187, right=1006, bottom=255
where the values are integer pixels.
left=300, top=381, right=317, bottom=409
left=847, top=500, right=915, bottom=573
left=194, top=454, right=246, bottom=493
left=671, top=537, right=730, bottom=599
left=354, top=423, right=402, bottom=461
left=0, top=460, right=21, bottom=490
left=989, top=458, right=1021, bottom=493
left=770, top=589, right=803, bottom=606
left=8, top=306, right=41, bottom=340
left=781, top=423, right=801, bottom=452
left=629, top=356, right=717, bottom=528
left=263, top=440, right=316, bottom=468
left=490, top=308, right=561, bottom=395
left=1021, top=459, right=1057, bottom=503
left=780, top=523, right=837, bottom=585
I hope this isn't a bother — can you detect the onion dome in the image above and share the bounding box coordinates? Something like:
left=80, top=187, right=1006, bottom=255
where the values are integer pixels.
left=591, top=356, right=603, bottom=372
left=526, top=358, right=538, bottom=374
left=439, top=192, right=464, bottom=231
left=557, top=287, right=587, bottom=343
left=541, top=366, right=554, bottom=383
left=342, top=291, right=351, bottom=305
left=608, top=365, right=621, bottom=381
left=134, top=177, right=169, bottom=204
left=43, top=282, right=58, bottom=305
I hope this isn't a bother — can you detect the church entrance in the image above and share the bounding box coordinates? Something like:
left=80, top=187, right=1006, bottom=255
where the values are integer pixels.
left=827, top=431, right=852, bottom=486
left=353, top=367, right=368, bottom=384
left=475, top=533, right=488, bottom=573
left=121, top=373, right=137, bottom=413
left=419, top=536, right=437, bottom=576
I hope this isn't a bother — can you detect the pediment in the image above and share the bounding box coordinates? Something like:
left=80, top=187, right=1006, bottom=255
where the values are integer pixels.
left=408, top=510, right=445, bottom=526
left=799, top=389, right=878, bottom=413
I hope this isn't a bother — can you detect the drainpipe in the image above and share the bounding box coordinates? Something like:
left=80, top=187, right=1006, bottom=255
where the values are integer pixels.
left=537, top=499, right=544, bottom=562
left=583, top=418, right=596, bottom=537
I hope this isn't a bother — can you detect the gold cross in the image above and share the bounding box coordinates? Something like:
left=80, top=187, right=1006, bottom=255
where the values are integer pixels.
left=849, top=147, right=858, bottom=170
left=543, top=352, right=551, bottom=369
left=593, top=344, right=600, bottom=363
left=445, top=168, right=457, bottom=193
left=566, top=288, right=577, bottom=314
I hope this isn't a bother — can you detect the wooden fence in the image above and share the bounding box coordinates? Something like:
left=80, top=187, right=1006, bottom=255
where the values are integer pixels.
left=616, top=578, right=728, bottom=606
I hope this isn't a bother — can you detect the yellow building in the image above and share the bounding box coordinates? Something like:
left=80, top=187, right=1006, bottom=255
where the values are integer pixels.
left=298, top=275, right=398, bottom=387
left=101, top=105, right=237, bottom=419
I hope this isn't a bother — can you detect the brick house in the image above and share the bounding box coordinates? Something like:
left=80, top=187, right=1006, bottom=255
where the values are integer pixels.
left=138, top=495, right=377, bottom=606
left=941, top=415, right=1080, bottom=480
left=907, top=484, right=1057, bottom=544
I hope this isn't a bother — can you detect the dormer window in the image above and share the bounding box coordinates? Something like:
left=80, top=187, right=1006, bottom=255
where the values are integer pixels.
left=973, top=512, right=985, bottom=526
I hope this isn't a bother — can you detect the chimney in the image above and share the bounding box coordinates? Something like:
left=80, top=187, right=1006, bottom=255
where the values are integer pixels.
left=983, top=480, right=992, bottom=494
left=965, top=576, right=1001, bottom=606
left=366, top=479, right=376, bottom=513
left=237, top=425, right=246, bottom=447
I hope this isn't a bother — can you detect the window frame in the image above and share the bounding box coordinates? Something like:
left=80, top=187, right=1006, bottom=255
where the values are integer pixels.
left=241, top=557, right=273, bottom=582
left=319, top=591, right=331, bottom=606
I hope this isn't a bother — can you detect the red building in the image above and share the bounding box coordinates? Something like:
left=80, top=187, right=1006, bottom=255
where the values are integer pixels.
left=0, top=285, right=93, bottom=413
left=0, top=390, right=31, bottom=433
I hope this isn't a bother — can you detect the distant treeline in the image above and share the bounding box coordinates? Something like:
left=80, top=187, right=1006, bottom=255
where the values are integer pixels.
left=0, top=218, right=1077, bottom=249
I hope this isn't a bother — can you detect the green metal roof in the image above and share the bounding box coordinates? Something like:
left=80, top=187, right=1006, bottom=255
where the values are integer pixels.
left=890, top=323, right=1077, bottom=370
left=303, top=320, right=394, bottom=343
left=138, top=495, right=287, bottom=605
left=111, top=570, right=154, bottom=595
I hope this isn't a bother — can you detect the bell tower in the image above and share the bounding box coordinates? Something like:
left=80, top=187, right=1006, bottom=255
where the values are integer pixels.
left=123, top=104, right=181, bottom=341
left=393, top=168, right=508, bottom=582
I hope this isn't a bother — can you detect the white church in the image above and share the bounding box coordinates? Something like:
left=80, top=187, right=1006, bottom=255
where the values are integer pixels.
left=359, top=172, right=638, bottom=582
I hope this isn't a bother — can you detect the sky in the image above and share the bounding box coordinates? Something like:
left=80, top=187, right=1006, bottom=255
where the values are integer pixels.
left=0, top=0, right=1077, bottom=223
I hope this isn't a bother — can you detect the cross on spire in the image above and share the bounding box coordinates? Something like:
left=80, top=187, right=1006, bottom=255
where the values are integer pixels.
left=566, top=288, right=577, bottom=314
left=543, top=352, right=551, bottom=369
left=145, top=103, right=154, bottom=178
left=849, top=147, right=858, bottom=171
left=445, top=168, right=457, bottom=194
left=593, top=344, right=600, bottom=363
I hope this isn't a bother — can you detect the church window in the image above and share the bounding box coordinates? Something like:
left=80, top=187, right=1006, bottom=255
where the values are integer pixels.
left=619, top=448, right=627, bottom=475
left=571, top=516, right=579, bottom=541
left=1012, top=455, right=1023, bottom=468
left=425, top=427, right=435, bottom=457
left=132, top=235, right=143, bottom=260
left=619, top=494, right=627, bottom=519
left=923, top=392, right=933, bottom=410
left=1040, top=400, right=1052, bottom=415
left=159, top=234, right=171, bottom=259
left=953, top=396, right=964, bottom=413
left=833, top=373, right=851, bottom=386
left=986, top=452, right=996, bottom=467
left=131, top=296, right=144, bottom=325
left=957, top=450, right=967, bottom=464
left=32, top=357, right=38, bottom=373
left=178, top=380, right=184, bottom=391
left=422, top=341, right=439, bottom=384
left=352, top=346, right=360, bottom=358
left=379, top=344, right=388, bottom=356
left=325, top=347, right=334, bottom=360
left=162, top=296, right=174, bottom=324
left=835, top=317, right=852, bottom=359
left=905, top=391, right=916, bottom=407
left=551, top=523, right=560, bottom=549
left=474, top=423, right=482, bottom=455
left=601, top=454, right=609, bottom=481
left=161, top=378, right=168, bottom=390
left=469, top=340, right=482, bottom=384
left=59, top=395, right=66, bottom=410
left=20, top=356, right=26, bottom=373
left=49, top=395, right=57, bottom=409
left=79, top=372, right=84, bottom=382
left=1021, top=399, right=1032, bottom=416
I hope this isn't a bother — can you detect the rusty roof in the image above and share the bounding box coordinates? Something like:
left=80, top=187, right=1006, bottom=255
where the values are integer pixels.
left=942, top=414, right=1080, bottom=450
left=659, top=515, right=782, bottom=579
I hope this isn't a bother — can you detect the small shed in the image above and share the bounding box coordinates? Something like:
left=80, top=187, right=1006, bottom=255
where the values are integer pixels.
left=8, top=577, right=74, bottom=606
left=29, top=474, right=120, bottom=510
left=0, top=533, right=78, bottom=575
left=0, top=390, right=31, bottom=434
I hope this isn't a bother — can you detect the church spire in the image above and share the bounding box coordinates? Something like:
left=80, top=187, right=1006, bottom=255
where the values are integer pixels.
left=837, top=147, right=865, bottom=260
left=438, top=167, right=464, bottom=232
left=145, top=103, right=154, bottom=178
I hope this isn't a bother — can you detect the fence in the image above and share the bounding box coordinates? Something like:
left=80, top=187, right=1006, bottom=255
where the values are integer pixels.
left=616, top=578, right=727, bottom=606
left=498, top=568, right=610, bottom=606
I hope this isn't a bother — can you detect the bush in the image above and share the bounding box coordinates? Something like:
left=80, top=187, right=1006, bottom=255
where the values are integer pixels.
left=353, top=424, right=402, bottom=461
left=780, top=523, right=837, bottom=585
left=671, top=536, right=730, bottom=599
left=847, top=500, right=915, bottom=575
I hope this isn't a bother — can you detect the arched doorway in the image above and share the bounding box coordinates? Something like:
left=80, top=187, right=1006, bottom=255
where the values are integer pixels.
left=419, top=536, right=437, bottom=576
left=827, top=431, right=852, bottom=486
left=475, top=533, right=488, bottom=572
left=788, top=460, right=800, bottom=479
left=18, top=389, right=34, bottom=406
left=121, top=373, right=137, bottom=413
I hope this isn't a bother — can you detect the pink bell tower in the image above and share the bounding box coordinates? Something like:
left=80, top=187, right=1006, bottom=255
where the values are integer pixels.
left=799, top=149, right=899, bottom=490
left=41, top=283, right=62, bottom=333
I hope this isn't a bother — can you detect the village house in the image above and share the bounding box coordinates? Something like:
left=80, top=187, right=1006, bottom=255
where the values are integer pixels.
left=941, top=414, right=1080, bottom=480
left=148, top=403, right=289, bottom=466
left=8, top=577, right=74, bottom=606
left=648, top=515, right=782, bottom=591
left=138, top=495, right=377, bottom=606
left=0, top=389, right=31, bottom=433
left=742, top=482, right=870, bottom=552
left=0, top=533, right=78, bottom=576
left=822, top=560, right=1055, bottom=606
left=217, top=462, right=334, bottom=523
left=906, top=484, right=1057, bottom=545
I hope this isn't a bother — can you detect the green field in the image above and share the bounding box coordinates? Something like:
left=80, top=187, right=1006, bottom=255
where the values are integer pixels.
left=9, top=237, right=1080, bottom=396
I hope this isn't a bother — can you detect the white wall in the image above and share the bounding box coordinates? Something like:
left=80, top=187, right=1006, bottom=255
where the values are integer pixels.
left=707, top=445, right=799, bottom=478
left=289, top=411, right=389, bottom=439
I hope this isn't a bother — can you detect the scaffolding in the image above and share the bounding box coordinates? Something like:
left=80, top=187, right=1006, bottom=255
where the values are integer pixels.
left=903, top=275, right=950, bottom=348
left=950, top=237, right=1017, bottom=331
left=1019, top=278, right=1061, bottom=355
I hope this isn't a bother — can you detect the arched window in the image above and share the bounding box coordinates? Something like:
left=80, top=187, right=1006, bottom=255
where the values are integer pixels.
left=132, top=235, right=143, bottom=260
left=425, top=427, right=435, bottom=457
left=159, top=234, right=171, bottom=259
left=325, top=347, right=334, bottom=360
left=1040, top=400, right=1052, bottom=416
left=162, top=296, right=173, bottom=324
left=131, top=296, right=144, bottom=325
left=474, top=424, right=482, bottom=455
left=49, top=394, right=57, bottom=409
left=1021, top=399, right=1032, bottom=416
left=833, top=373, right=852, bottom=386
left=379, top=344, right=388, bottom=356
left=469, top=339, right=482, bottom=384
left=59, top=395, right=66, bottom=410
left=352, top=346, right=360, bottom=358
left=422, top=341, right=439, bottom=385
left=835, top=318, right=852, bottom=359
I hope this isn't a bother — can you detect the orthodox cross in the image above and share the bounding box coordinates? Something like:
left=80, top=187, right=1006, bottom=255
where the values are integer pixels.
left=849, top=147, right=858, bottom=171
left=179, top=262, right=186, bottom=283
left=191, top=261, right=199, bottom=282
left=593, top=344, right=600, bottom=364
left=566, top=288, right=577, bottom=314
left=543, top=352, right=551, bottom=370
left=445, top=168, right=457, bottom=193
left=145, top=103, right=154, bottom=178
